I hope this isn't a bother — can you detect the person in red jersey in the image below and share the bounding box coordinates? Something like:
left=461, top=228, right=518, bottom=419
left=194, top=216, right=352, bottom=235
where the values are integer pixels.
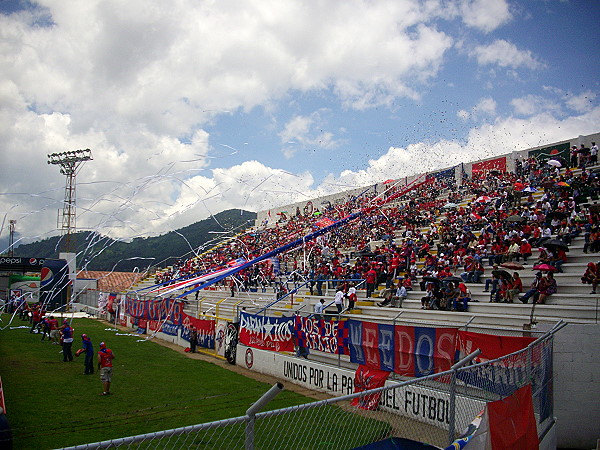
left=97, top=342, right=115, bottom=396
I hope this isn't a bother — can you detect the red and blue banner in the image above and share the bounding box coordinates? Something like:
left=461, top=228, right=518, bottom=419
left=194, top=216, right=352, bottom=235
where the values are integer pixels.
left=146, top=318, right=180, bottom=336
left=239, top=311, right=295, bottom=352
left=347, top=320, right=457, bottom=377
left=181, top=313, right=216, bottom=349
left=294, top=316, right=348, bottom=355
left=124, top=297, right=184, bottom=325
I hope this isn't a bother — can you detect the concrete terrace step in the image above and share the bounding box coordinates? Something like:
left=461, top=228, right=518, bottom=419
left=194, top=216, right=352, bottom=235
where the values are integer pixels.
left=351, top=306, right=597, bottom=327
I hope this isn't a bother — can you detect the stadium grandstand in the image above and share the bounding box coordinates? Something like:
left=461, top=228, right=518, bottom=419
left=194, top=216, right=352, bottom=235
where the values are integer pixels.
left=23, top=131, right=600, bottom=448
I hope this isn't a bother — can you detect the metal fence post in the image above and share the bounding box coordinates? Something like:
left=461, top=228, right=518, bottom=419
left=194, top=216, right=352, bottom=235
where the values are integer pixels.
left=448, top=349, right=481, bottom=446
left=245, top=383, right=284, bottom=450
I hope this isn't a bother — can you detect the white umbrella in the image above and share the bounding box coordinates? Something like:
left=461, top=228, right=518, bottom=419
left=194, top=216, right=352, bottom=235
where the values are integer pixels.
left=547, top=159, right=562, bottom=167
left=522, top=186, right=537, bottom=193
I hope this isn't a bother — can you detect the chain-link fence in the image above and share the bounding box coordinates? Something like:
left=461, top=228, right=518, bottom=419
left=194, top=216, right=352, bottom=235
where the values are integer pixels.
left=60, top=321, right=564, bottom=450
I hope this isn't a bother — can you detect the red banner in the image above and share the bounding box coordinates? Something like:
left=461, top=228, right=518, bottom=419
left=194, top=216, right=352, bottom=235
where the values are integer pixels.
left=457, top=331, right=535, bottom=362
left=315, top=217, right=336, bottom=228
left=472, top=156, right=507, bottom=174
left=488, top=384, right=539, bottom=448
left=351, top=365, right=390, bottom=410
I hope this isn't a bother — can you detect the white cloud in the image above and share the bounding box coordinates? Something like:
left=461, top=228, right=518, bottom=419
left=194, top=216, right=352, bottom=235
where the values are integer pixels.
left=510, top=95, right=560, bottom=116
left=564, top=90, right=596, bottom=113
left=330, top=104, right=600, bottom=190
left=459, top=0, right=512, bottom=32
left=278, top=111, right=341, bottom=159
left=457, top=109, right=470, bottom=120
left=456, top=97, right=497, bottom=120
left=474, top=97, right=497, bottom=115
left=471, top=39, right=543, bottom=70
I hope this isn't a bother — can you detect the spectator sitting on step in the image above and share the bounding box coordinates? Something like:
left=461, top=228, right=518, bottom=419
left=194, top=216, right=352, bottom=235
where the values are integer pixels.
left=536, top=272, right=557, bottom=304
left=583, top=227, right=600, bottom=254
left=421, top=283, right=435, bottom=309
left=519, top=272, right=543, bottom=304
left=402, top=274, right=414, bottom=291
left=376, top=287, right=393, bottom=307
left=452, top=282, right=470, bottom=312
left=547, top=248, right=567, bottom=273
left=581, top=262, right=600, bottom=294
left=504, top=272, right=523, bottom=303
left=519, top=239, right=532, bottom=263
left=483, top=265, right=499, bottom=293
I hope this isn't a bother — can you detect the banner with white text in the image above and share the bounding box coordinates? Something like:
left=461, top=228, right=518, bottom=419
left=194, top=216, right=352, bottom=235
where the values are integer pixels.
left=239, top=311, right=295, bottom=352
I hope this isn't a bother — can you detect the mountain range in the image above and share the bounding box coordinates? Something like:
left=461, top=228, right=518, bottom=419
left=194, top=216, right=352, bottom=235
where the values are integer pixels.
left=12, top=209, right=257, bottom=272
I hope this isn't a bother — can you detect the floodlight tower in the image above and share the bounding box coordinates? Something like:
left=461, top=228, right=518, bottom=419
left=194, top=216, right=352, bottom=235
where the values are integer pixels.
left=8, top=220, right=16, bottom=256
left=47, top=149, right=93, bottom=253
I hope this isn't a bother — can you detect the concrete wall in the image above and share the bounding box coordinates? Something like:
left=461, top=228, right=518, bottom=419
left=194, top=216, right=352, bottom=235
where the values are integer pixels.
left=553, top=323, right=600, bottom=449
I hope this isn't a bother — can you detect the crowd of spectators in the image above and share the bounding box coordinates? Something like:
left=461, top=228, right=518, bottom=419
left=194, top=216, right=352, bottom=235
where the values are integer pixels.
left=150, top=149, right=600, bottom=311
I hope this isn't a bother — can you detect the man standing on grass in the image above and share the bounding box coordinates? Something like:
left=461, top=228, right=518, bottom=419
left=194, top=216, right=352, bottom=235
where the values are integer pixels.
left=80, top=334, right=94, bottom=375
left=189, top=326, right=198, bottom=353
left=98, top=342, right=115, bottom=396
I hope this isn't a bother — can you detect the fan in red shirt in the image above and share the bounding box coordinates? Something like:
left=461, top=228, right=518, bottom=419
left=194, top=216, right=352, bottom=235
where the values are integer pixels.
left=97, top=342, right=116, bottom=396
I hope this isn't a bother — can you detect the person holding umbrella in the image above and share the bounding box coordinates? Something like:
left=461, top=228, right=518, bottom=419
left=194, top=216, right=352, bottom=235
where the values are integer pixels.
left=536, top=272, right=557, bottom=304
left=547, top=247, right=567, bottom=273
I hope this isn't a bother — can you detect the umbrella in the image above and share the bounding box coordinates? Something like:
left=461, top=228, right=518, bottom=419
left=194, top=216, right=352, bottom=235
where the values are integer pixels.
left=500, top=262, right=525, bottom=270
left=442, top=276, right=463, bottom=283
left=476, top=196, right=492, bottom=203
left=532, top=264, right=558, bottom=272
left=543, top=239, right=569, bottom=252
left=522, top=186, right=537, bottom=193
left=383, top=179, right=395, bottom=184
left=443, top=202, right=459, bottom=209
left=555, top=181, right=570, bottom=187
left=422, top=276, right=441, bottom=284
left=492, top=269, right=513, bottom=281
left=547, top=159, right=562, bottom=167
left=505, top=214, right=525, bottom=223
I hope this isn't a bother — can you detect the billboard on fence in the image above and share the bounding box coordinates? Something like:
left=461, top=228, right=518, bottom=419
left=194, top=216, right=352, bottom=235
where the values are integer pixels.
left=39, top=259, right=70, bottom=310
left=239, top=311, right=295, bottom=352
left=528, top=142, right=570, bottom=163
left=471, top=156, right=507, bottom=174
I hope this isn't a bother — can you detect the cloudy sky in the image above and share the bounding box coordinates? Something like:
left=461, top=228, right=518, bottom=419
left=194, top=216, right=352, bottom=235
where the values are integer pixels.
left=1, top=0, right=599, bottom=251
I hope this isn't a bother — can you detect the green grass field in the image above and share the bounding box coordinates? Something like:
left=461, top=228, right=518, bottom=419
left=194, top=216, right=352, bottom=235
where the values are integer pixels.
left=0, top=315, right=390, bottom=449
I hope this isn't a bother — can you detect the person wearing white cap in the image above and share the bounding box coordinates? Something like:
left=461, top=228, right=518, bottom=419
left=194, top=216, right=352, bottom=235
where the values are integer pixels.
left=347, top=285, right=357, bottom=310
